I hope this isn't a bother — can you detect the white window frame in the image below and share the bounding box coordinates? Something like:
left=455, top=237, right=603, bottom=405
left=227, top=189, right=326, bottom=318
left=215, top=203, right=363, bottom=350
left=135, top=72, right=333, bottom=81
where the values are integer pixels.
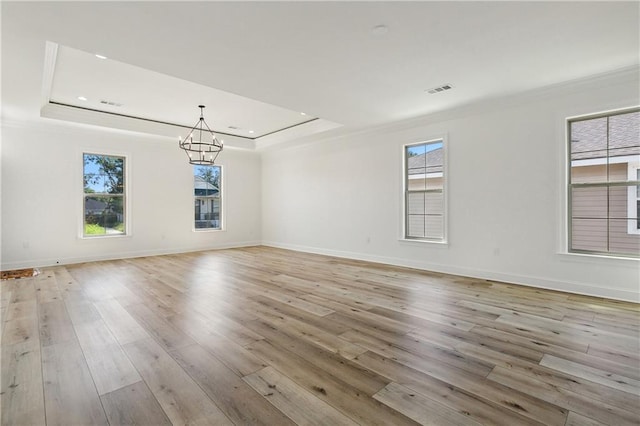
left=567, top=107, right=640, bottom=257
left=402, top=137, right=448, bottom=243
left=193, top=164, right=223, bottom=232
left=80, top=150, right=130, bottom=239
left=628, top=163, right=640, bottom=235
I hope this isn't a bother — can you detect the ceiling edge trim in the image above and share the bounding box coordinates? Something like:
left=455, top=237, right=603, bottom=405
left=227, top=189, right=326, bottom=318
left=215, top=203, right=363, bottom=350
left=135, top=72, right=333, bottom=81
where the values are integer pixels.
left=258, top=117, right=320, bottom=138
left=48, top=101, right=255, bottom=140
left=41, top=41, right=58, bottom=110
left=39, top=102, right=256, bottom=150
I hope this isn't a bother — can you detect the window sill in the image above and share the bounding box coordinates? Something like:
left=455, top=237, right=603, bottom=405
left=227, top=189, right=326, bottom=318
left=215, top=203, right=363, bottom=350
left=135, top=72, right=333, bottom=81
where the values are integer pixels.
left=557, top=251, right=639, bottom=262
left=399, top=238, right=448, bottom=246
left=79, top=233, right=132, bottom=240
left=193, top=228, right=225, bottom=233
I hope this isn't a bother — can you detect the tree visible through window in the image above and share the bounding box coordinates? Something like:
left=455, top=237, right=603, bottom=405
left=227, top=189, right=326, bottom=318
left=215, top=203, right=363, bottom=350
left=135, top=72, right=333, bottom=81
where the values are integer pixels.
left=405, top=140, right=445, bottom=240
left=83, top=153, right=125, bottom=236
left=194, top=165, right=221, bottom=230
left=568, top=109, right=640, bottom=256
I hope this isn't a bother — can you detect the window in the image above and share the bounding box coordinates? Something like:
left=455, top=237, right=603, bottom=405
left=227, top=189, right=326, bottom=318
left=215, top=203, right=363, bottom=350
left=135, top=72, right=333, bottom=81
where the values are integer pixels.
left=637, top=168, right=640, bottom=230
left=83, top=153, right=126, bottom=237
left=405, top=139, right=445, bottom=241
left=568, top=108, right=640, bottom=256
left=194, top=165, right=221, bottom=230
left=629, top=166, right=640, bottom=234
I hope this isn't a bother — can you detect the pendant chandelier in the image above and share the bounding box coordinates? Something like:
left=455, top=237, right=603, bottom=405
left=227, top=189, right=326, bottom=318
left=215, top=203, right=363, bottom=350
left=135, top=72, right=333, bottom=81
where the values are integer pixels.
left=178, top=105, right=223, bottom=165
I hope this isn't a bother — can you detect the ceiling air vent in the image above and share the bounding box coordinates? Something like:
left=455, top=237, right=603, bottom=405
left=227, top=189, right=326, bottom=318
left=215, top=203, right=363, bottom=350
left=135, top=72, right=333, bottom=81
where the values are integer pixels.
left=100, top=100, right=123, bottom=107
left=426, top=84, right=453, bottom=95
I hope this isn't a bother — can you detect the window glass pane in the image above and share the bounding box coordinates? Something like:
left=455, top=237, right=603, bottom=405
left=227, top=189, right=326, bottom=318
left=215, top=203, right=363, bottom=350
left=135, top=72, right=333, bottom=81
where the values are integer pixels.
left=194, top=165, right=221, bottom=230
left=425, top=216, right=444, bottom=239
left=407, top=145, right=427, bottom=173
left=570, top=117, right=609, bottom=184
left=407, top=176, right=426, bottom=191
left=608, top=185, right=632, bottom=220
left=407, top=142, right=443, bottom=181
left=84, top=174, right=108, bottom=193
left=425, top=142, right=444, bottom=174
left=84, top=154, right=124, bottom=194
left=570, top=117, right=607, bottom=162
left=571, top=218, right=607, bottom=252
left=608, top=162, right=630, bottom=182
left=407, top=215, right=425, bottom=238
left=608, top=219, right=640, bottom=255
left=571, top=186, right=607, bottom=219
left=407, top=192, right=425, bottom=215
left=426, top=177, right=443, bottom=191
left=609, top=111, right=640, bottom=156
left=571, top=164, right=607, bottom=184
left=84, top=196, right=124, bottom=236
left=425, top=192, right=444, bottom=215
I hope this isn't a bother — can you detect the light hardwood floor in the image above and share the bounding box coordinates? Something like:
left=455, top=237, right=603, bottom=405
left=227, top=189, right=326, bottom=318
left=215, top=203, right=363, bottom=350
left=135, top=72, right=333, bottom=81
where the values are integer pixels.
left=1, top=246, right=639, bottom=425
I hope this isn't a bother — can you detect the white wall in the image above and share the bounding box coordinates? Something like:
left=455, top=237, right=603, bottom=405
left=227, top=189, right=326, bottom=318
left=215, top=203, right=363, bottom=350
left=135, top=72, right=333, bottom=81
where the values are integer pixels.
left=1, top=120, right=261, bottom=269
left=2, top=68, right=638, bottom=302
left=261, top=70, right=640, bottom=302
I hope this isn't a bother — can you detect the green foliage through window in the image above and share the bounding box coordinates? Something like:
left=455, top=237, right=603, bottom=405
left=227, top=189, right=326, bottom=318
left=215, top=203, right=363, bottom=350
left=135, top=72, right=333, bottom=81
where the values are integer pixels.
left=83, top=154, right=126, bottom=237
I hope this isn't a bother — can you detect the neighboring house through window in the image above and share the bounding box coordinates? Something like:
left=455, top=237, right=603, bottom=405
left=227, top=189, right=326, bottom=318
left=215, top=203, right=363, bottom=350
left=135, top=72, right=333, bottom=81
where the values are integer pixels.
left=83, top=153, right=126, bottom=237
left=568, top=108, right=640, bottom=256
left=630, top=166, right=640, bottom=234
left=405, top=139, right=445, bottom=241
left=194, top=165, right=221, bottom=230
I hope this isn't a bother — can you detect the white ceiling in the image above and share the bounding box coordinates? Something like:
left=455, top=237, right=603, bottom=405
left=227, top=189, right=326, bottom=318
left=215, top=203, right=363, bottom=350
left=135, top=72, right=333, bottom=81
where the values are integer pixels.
left=2, top=1, right=639, bottom=149
left=48, top=44, right=322, bottom=138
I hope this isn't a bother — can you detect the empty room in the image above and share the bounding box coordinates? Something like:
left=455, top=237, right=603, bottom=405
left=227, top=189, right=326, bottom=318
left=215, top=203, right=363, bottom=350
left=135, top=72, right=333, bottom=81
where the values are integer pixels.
left=1, top=2, right=639, bottom=425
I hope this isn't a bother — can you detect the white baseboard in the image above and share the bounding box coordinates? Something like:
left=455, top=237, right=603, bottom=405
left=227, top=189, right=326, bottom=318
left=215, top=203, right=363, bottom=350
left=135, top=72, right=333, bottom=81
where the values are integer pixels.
left=5, top=238, right=636, bottom=303
left=262, top=241, right=640, bottom=303
left=1, top=240, right=261, bottom=270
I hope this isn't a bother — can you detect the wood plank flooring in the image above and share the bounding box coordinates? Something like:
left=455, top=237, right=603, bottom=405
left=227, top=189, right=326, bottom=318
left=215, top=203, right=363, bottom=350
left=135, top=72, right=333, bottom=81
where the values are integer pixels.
left=1, top=246, right=639, bottom=425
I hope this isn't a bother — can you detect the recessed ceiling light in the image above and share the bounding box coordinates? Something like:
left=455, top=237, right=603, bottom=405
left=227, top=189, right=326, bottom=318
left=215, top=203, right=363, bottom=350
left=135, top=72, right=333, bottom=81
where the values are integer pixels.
left=248, top=130, right=254, bottom=134
left=372, top=25, right=389, bottom=36
left=300, top=112, right=306, bottom=116
left=95, top=54, right=107, bottom=59
left=77, top=96, right=87, bottom=101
